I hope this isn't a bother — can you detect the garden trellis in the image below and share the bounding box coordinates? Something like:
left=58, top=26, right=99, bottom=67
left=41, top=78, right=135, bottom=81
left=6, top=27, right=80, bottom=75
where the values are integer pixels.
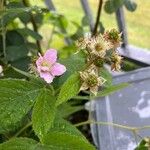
left=44, top=0, right=150, bottom=149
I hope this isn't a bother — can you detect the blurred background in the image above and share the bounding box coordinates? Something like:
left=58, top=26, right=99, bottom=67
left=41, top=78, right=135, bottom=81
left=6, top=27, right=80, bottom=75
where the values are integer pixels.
left=31, top=0, right=150, bottom=51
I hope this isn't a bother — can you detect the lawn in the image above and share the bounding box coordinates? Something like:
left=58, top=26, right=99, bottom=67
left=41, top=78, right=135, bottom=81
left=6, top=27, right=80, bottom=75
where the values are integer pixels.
left=32, top=0, right=150, bottom=50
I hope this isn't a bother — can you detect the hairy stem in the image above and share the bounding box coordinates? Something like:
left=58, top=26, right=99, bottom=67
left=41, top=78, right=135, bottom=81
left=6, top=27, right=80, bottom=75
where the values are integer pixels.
left=92, top=0, right=103, bottom=36
left=74, top=120, right=149, bottom=132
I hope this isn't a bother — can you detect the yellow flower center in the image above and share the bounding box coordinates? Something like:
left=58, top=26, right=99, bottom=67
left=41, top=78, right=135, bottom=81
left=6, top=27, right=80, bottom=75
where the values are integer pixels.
left=95, top=43, right=103, bottom=51
left=42, top=61, right=52, bottom=68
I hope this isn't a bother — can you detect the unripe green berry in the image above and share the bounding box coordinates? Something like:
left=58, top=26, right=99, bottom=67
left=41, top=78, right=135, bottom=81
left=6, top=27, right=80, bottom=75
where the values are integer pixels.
left=109, top=29, right=119, bottom=41
left=86, top=74, right=98, bottom=87
left=94, top=59, right=104, bottom=67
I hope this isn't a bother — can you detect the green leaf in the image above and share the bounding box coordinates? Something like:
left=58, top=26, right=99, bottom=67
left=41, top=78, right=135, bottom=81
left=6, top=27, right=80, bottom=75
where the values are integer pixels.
left=53, top=52, right=86, bottom=88
left=42, top=115, right=95, bottom=149
left=19, top=12, right=31, bottom=24
left=1, top=7, right=40, bottom=26
left=43, top=133, right=95, bottom=150
left=32, top=89, right=56, bottom=139
left=59, top=15, right=68, bottom=29
left=124, top=0, right=137, bottom=12
left=73, top=83, right=129, bottom=100
left=135, top=137, right=149, bottom=150
left=71, top=22, right=84, bottom=40
left=48, top=115, right=87, bottom=141
left=56, top=73, right=81, bottom=106
left=42, top=131, right=95, bottom=150
left=96, top=83, right=129, bottom=97
left=17, top=28, right=42, bottom=40
left=6, top=30, right=24, bottom=46
left=58, top=103, right=83, bottom=118
left=1, top=9, right=24, bottom=26
left=104, top=0, right=115, bottom=14
left=0, top=79, right=43, bottom=134
left=82, top=16, right=90, bottom=26
left=11, top=56, right=31, bottom=71
left=6, top=1, right=31, bottom=24
left=2, top=66, right=27, bottom=79
left=6, top=45, right=29, bottom=62
left=104, top=0, right=125, bottom=14
left=0, top=138, right=51, bottom=150
left=100, top=68, right=112, bottom=87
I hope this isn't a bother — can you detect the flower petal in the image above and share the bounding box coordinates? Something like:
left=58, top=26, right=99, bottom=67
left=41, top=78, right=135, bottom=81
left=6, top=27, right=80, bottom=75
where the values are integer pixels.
left=90, top=86, right=98, bottom=96
left=36, top=55, right=43, bottom=67
left=80, top=82, right=88, bottom=91
left=39, top=72, right=54, bottom=83
left=51, top=63, right=66, bottom=76
left=41, top=66, right=50, bottom=72
left=0, top=65, right=3, bottom=74
left=44, top=49, right=57, bottom=64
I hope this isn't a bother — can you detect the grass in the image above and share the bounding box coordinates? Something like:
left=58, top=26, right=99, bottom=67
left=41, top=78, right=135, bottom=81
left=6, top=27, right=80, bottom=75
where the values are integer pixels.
left=32, top=0, right=150, bottom=50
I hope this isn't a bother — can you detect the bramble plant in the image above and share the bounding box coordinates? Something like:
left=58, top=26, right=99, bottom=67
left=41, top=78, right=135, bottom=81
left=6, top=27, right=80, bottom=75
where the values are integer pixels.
left=1, top=0, right=145, bottom=150
left=0, top=28, right=124, bottom=149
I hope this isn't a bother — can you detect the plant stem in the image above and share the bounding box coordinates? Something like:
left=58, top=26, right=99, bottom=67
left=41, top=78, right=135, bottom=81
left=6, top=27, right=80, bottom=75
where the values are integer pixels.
left=136, top=125, right=150, bottom=131
left=1, top=18, right=6, bottom=58
left=75, top=120, right=150, bottom=133
left=13, top=122, right=32, bottom=138
left=1, top=0, right=6, bottom=59
left=132, top=130, right=138, bottom=145
left=89, top=93, right=93, bottom=121
left=22, top=0, right=42, bottom=53
left=73, top=95, right=89, bottom=100
left=92, top=0, right=103, bottom=36
left=75, top=120, right=136, bottom=131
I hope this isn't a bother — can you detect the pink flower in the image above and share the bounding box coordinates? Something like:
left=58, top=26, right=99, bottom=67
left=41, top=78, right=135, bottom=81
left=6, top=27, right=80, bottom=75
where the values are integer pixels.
left=36, top=49, right=66, bottom=83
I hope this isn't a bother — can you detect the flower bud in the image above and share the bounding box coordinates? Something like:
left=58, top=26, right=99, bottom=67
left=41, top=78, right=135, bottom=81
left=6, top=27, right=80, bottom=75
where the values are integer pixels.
left=94, top=58, right=104, bottom=68
left=108, top=29, right=120, bottom=41
left=86, top=74, right=99, bottom=87
left=104, top=29, right=122, bottom=49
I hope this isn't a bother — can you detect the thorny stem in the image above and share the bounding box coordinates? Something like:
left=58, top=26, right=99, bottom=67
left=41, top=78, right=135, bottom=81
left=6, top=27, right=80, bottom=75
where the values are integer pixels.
left=92, top=0, right=103, bottom=36
left=75, top=120, right=150, bottom=132
left=22, top=0, right=42, bottom=53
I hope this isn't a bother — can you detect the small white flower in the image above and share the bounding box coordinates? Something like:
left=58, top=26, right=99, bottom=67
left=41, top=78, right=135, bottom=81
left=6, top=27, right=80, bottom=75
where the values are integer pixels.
left=91, top=35, right=111, bottom=58
left=111, top=53, right=122, bottom=71
left=0, top=65, right=4, bottom=76
left=80, top=67, right=106, bottom=95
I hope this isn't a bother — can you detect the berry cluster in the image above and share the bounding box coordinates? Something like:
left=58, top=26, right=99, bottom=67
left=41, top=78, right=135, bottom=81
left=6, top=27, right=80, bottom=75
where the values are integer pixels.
left=77, top=29, right=122, bottom=95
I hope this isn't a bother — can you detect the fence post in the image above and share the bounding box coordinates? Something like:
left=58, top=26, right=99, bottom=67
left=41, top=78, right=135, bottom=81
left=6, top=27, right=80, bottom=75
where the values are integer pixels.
left=115, top=7, right=128, bottom=48
left=80, top=0, right=95, bottom=32
left=45, top=0, right=55, bottom=11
